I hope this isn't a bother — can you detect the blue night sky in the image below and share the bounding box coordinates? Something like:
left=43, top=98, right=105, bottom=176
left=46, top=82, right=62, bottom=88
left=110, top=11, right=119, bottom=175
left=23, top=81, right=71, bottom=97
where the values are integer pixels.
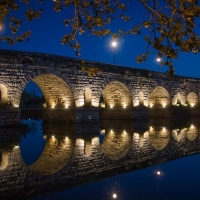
left=0, top=1, right=200, bottom=78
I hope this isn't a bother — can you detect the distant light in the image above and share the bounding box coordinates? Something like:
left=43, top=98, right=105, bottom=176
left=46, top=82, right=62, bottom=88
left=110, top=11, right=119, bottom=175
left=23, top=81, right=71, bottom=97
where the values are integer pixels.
left=112, top=41, right=117, bottom=47
left=191, top=103, right=194, bottom=107
left=123, top=130, right=126, bottom=134
left=65, top=105, right=68, bottom=108
left=52, top=105, right=55, bottom=109
left=157, top=171, right=161, bottom=175
left=113, top=193, right=117, bottom=199
left=110, top=130, right=113, bottom=133
left=163, top=127, right=166, bottom=131
left=52, top=135, right=54, bottom=138
left=110, top=105, right=113, bottom=108
left=123, top=104, right=126, bottom=108
left=157, top=57, right=161, bottom=62
left=66, top=136, right=68, bottom=140
left=191, top=124, right=194, bottom=128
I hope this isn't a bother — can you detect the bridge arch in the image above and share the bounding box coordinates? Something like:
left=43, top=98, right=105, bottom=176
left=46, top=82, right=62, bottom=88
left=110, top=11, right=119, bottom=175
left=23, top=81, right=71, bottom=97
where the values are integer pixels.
left=149, top=86, right=171, bottom=108
left=101, top=81, right=133, bottom=108
left=18, top=70, right=75, bottom=109
left=186, top=92, right=198, bottom=107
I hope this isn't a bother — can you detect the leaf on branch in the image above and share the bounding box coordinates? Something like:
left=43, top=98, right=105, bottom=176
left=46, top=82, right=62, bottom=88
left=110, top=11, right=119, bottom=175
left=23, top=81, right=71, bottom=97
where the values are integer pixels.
left=9, top=25, right=18, bottom=34
left=112, top=33, right=120, bottom=39
left=16, top=36, right=24, bottom=42
left=0, top=37, right=6, bottom=42
left=7, top=36, right=15, bottom=45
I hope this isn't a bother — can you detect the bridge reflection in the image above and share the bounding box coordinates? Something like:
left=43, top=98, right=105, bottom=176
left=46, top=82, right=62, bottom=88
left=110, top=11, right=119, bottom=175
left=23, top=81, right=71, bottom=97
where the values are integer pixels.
left=1, top=118, right=200, bottom=199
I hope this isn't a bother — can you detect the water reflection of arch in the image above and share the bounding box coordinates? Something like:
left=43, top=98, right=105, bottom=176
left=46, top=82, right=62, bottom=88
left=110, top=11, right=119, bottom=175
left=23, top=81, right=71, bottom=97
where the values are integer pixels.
left=101, top=81, right=133, bottom=108
left=186, top=124, right=198, bottom=141
left=149, top=126, right=170, bottom=150
left=29, top=124, right=76, bottom=175
left=100, top=120, right=133, bottom=160
left=149, top=86, right=171, bottom=108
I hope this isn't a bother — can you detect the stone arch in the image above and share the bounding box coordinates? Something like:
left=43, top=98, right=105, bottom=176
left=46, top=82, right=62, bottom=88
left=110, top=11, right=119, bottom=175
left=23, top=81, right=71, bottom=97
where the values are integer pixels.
left=12, top=68, right=76, bottom=108
left=84, top=88, right=91, bottom=107
left=0, top=84, right=8, bottom=108
left=0, top=148, right=8, bottom=170
left=186, top=92, right=198, bottom=107
left=101, top=81, right=133, bottom=108
left=101, top=130, right=132, bottom=160
left=149, top=86, right=171, bottom=108
left=29, top=135, right=75, bottom=175
left=149, top=126, right=170, bottom=150
left=18, top=72, right=75, bottom=109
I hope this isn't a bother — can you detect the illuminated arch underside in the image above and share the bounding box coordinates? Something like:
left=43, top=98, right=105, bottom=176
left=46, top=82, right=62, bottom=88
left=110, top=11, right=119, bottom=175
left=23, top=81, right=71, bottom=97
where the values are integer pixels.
left=32, top=74, right=75, bottom=108
left=149, top=86, right=170, bottom=107
left=102, top=81, right=132, bottom=108
left=186, top=92, right=198, bottom=106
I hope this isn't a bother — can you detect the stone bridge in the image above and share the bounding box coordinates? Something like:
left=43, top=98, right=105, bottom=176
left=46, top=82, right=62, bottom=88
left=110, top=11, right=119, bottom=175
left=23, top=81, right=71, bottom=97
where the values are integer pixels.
left=0, top=119, right=200, bottom=199
left=0, top=49, right=200, bottom=124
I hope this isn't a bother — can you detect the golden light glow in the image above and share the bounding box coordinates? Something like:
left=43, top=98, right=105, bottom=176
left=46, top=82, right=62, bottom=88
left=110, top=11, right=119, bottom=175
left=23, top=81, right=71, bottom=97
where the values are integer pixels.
left=191, top=103, right=194, bottom=107
left=157, top=57, right=161, bottom=62
left=191, top=124, right=194, bottom=129
left=157, top=171, right=161, bottom=175
left=149, top=126, right=153, bottom=131
left=66, top=137, right=68, bottom=140
left=65, top=104, right=68, bottom=108
left=52, top=135, right=54, bottom=138
left=176, top=104, right=179, bottom=106
left=112, top=41, right=117, bottom=47
left=123, top=103, right=127, bottom=108
left=110, top=130, right=113, bottom=133
left=113, top=193, right=117, bottom=199
left=110, top=104, right=113, bottom=108
left=162, top=103, right=166, bottom=108
left=150, top=104, right=153, bottom=108
left=163, top=127, right=166, bottom=131
left=52, top=105, right=55, bottom=109
left=123, top=130, right=127, bottom=135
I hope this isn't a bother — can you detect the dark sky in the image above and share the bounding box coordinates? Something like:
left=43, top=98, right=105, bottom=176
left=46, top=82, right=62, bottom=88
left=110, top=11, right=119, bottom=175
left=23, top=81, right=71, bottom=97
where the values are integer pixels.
left=1, top=1, right=200, bottom=78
